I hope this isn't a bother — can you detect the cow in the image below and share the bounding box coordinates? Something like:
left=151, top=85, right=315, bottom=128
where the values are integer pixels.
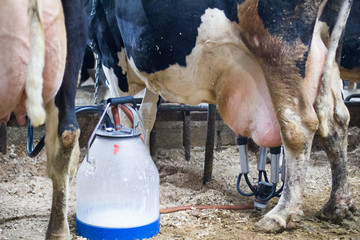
left=84, top=0, right=356, bottom=233
left=0, top=0, right=86, bottom=239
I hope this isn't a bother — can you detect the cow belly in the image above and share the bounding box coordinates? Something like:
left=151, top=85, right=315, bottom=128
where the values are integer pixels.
left=0, top=0, right=66, bottom=124
left=126, top=40, right=325, bottom=148
left=125, top=41, right=282, bottom=147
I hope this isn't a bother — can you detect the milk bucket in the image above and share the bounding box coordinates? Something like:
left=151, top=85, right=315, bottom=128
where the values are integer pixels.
left=75, top=97, right=160, bottom=240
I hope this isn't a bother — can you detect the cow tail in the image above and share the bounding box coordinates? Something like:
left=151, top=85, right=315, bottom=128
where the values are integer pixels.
left=316, top=0, right=352, bottom=136
left=321, top=0, right=352, bottom=87
left=26, top=0, right=46, bottom=127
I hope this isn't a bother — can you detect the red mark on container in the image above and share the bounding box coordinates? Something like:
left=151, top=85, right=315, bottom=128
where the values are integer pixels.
left=113, top=144, right=120, bottom=155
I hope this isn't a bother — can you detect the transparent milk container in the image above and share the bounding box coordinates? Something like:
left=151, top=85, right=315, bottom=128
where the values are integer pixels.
left=75, top=98, right=160, bottom=240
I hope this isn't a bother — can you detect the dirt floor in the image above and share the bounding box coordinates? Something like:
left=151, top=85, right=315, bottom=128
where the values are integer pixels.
left=0, top=125, right=360, bottom=240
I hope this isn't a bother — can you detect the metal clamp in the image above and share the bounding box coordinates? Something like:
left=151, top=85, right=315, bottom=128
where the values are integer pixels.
left=236, top=135, right=284, bottom=208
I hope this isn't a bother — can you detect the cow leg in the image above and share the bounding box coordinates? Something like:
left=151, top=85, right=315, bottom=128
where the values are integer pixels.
left=316, top=59, right=355, bottom=222
left=45, top=100, right=80, bottom=239
left=45, top=1, right=87, bottom=239
left=139, top=89, right=159, bottom=148
left=315, top=0, right=355, bottom=221
left=254, top=74, right=319, bottom=232
left=316, top=104, right=355, bottom=222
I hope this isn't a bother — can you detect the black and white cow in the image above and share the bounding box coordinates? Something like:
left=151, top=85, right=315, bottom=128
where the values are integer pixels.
left=0, top=0, right=87, bottom=239
left=84, top=0, right=355, bottom=233
left=86, top=0, right=355, bottom=231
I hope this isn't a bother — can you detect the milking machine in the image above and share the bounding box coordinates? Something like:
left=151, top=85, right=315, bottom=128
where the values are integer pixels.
left=76, top=96, right=160, bottom=240
left=236, top=135, right=285, bottom=209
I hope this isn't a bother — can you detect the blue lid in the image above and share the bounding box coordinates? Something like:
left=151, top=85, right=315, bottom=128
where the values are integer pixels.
left=76, top=214, right=160, bottom=240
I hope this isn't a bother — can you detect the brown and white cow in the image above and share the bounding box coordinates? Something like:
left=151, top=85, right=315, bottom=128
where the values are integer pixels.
left=85, top=0, right=356, bottom=233
left=0, top=0, right=86, bottom=239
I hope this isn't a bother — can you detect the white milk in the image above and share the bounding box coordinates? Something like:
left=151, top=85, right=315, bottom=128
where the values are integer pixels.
left=83, top=208, right=158, bottom=228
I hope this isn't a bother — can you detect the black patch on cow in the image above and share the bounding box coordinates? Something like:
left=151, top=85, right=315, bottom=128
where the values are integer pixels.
left=79, top=46, right=95, bottom=85
left=56, top=0, right=87, bottom=135
left=86, top=0, right=243, bottom=90
left=115, top=0, right=242, bottom=74
left=296, top=47, right=309, bottom=79
left=296, top=56, right=306, bottom=79
left=257, top=0, right=318, bottom=45
left=340, top=1, right=360, bottom=70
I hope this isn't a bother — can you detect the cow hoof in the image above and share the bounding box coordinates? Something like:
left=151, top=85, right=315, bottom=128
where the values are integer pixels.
left=45, top=232, right=71, bottom=240
left=318, top=201, right=357, bottom=222
left=286, top=212, right=303, bottom=229
left=254, top=211, right=303, bottom=233
left=46, top=223, right=71, bottom=240
left=254, top=215, right=286, bottom=233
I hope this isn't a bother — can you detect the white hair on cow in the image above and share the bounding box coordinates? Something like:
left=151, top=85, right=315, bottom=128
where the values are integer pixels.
left=26, top=0, right=46, bottom=127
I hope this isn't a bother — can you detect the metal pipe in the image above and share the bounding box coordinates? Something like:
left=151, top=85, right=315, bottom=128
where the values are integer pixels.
left=0, top=122, right=7, bottom=155
left=281, top=147, right=286, bottom=182
left=203, top=104, right=216, bottom=184
left=344, top=93, right=360, bottom=101
left=270, top=146, right=281, bottom=184
left=158, top=104, right=209, bottom=112
left=237, top=135, right=249, bottom=174
left=183, top=111, right=191, bottom=161
left=257, top=147, right=268, bottom=171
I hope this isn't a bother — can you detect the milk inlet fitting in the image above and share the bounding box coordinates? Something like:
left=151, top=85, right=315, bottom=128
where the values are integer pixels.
left=76, top=97, right=160, bottom=240
left=236, top=135, right=285, bottom=210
